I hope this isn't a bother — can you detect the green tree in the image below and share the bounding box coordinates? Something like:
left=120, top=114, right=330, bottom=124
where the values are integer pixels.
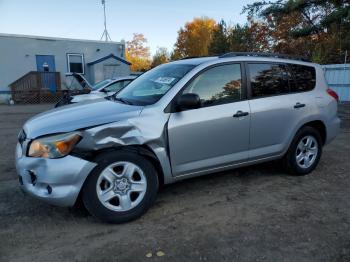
left=209, top=20, right=271, bottom=55
left=208, top=20, right=230, bottom=55
left=243, top=0, right=350, bottom=63
left=151, top=47, right=170, bottom=68
left=227, top=24, right=248, bottom=52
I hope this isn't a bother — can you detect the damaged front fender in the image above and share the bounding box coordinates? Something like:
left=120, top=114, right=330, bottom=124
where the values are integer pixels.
left=76, top=108, right=174, bottom=184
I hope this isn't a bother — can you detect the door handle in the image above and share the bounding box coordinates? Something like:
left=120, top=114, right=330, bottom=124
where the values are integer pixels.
left=233, top=111, right=249, bottom=118
left=294, top=102, right=306, bottom=109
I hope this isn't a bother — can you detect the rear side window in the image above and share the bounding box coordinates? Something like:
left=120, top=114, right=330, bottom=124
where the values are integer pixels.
left=248, top=63, right=289, bottom=98
left=290, top=64, right=316, bottom=92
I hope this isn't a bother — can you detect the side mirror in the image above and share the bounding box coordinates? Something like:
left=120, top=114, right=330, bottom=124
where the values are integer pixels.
left=177, top=93, right=201, bottom=111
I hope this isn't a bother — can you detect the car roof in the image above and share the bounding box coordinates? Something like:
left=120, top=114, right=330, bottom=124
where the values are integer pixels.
left=222, top=56, right=317, bottom=67
left=170, top=57, right=219, bottom=66
left=171, top=54, right=318, bottom=68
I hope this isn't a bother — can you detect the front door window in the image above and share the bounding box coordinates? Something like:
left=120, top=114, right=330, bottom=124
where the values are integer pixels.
left=183, top=64, right=242, bottom=108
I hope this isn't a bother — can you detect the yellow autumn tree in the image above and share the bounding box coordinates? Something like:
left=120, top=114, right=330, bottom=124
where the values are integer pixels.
left=126, top=33, right=151, bottom=72
left=172, top=17, right=217, bottom=60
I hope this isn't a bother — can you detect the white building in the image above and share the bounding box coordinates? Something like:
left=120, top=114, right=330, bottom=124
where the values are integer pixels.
left=0, top=33, right=131, bottom=102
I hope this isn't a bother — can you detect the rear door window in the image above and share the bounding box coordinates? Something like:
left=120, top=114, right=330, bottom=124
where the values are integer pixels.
left=248, top=63, right=289, bottom=98
left=290, top=64, right=316, bottom=92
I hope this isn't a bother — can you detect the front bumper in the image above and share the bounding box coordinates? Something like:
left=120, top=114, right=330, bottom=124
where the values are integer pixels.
left=15, top=143, right=97, bottom=207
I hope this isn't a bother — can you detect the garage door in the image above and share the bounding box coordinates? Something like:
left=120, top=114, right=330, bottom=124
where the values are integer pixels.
left=103, top=64, right=120, bottom=79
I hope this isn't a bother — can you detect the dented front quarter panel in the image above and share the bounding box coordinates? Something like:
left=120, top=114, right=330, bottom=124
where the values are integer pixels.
left=76, top=106, right=174, bottom=184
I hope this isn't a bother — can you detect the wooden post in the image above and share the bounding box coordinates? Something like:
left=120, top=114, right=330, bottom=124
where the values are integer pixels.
left=36, top=72, right=41, bottom=104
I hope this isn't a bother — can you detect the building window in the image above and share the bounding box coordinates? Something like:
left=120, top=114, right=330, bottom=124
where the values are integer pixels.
left=67, top=53, right=84, bottom=74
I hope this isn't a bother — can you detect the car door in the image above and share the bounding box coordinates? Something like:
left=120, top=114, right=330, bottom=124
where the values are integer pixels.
left=246, top=62, right=310, bottom=160
left=167, top=63, right=251, bottom=176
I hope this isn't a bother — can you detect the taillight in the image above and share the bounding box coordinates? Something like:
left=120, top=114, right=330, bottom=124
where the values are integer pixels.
left=327, top=88, right=339, bottom=102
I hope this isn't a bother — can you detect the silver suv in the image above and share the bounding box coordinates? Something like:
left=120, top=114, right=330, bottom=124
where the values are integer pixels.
left=16, top=53, right=340, bottom=223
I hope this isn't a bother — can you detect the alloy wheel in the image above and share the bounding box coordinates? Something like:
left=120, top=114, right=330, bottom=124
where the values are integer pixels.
left=295, top=135, right=319, bottom=169
left=96, top=161, right=147, bottom=212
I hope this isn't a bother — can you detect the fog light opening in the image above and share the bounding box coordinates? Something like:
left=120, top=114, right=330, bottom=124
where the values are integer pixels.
left=28, top=170, right=37, bottom=185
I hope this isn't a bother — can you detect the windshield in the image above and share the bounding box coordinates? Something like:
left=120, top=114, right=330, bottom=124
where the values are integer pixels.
left=92, top=79, right=112, bottom=90
left=114, top=63, right=195, bottom=105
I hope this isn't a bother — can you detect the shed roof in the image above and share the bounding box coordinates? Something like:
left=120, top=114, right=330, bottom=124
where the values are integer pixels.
left=87, top=54, right=131, bottom=66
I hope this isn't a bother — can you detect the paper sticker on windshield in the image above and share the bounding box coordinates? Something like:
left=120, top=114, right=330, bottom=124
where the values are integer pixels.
left=154, top=77, right=176, bottom=85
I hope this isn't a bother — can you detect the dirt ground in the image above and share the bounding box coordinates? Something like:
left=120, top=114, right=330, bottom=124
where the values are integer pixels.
left=0, top=103, right=350, bottom=262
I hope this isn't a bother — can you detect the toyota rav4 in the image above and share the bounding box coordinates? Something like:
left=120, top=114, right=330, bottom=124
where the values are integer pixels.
left=16, top=53, right=340, bottom=223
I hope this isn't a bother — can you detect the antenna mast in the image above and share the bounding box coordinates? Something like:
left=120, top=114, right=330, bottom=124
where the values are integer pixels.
left=100, top=0, right=112, bottom=41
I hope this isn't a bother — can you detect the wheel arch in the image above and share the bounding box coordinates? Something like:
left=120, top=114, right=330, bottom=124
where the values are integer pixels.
left=122, top=145, right=165, bottom=188
left=299, top=120, right=327, bottom=145
left=283, top=119, right=327, bottom=158
left=88, top=145, right=165, bottom=187
left=73, top=145, right=165, bottom=207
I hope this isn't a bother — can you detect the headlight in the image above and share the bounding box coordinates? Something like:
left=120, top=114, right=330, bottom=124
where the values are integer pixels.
left=28, top=132, right=81, bottom=159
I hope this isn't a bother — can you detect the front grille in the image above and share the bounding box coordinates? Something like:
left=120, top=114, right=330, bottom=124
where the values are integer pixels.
left=18, top=130, right=26, bottom=145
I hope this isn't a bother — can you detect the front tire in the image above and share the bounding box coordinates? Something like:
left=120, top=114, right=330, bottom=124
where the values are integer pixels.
left=82, top=151, right=159, bottom=223
left=284, top=126, right=323, bottom=176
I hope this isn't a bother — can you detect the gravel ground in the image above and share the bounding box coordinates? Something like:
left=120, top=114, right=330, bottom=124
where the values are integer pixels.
left=0, top=103, right=349, bottom=262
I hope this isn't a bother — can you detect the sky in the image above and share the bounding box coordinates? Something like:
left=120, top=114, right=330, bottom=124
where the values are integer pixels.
left=0, top=0, right=256, bottom=55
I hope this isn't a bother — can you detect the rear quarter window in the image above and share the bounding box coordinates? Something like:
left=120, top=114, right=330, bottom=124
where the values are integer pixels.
left=290, top=64, right=316, bottom=92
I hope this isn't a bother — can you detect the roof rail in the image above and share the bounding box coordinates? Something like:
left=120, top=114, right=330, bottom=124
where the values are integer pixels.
left=219, top=52, right=310, bottom=62
left=179, top=56, right=214, bottom=60
left=180, top=56, right=202, bottom=60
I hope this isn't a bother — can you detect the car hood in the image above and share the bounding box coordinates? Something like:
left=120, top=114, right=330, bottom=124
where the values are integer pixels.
left=71, top=91, right=105, bottom=103
left=24, top=99, right=143, bottom=139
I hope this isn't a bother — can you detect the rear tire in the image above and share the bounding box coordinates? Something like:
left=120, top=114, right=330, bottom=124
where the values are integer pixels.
left=284, top=126, right=323, bottom=176
left=82, top=150, right=159, bottom=223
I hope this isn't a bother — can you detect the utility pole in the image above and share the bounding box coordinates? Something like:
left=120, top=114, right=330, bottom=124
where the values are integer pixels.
left=100, top=0, right=112, bottom=41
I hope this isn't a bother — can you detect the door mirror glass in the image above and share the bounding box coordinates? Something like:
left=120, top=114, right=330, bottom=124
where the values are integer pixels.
left=177, top=93, right=201, bottom=111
